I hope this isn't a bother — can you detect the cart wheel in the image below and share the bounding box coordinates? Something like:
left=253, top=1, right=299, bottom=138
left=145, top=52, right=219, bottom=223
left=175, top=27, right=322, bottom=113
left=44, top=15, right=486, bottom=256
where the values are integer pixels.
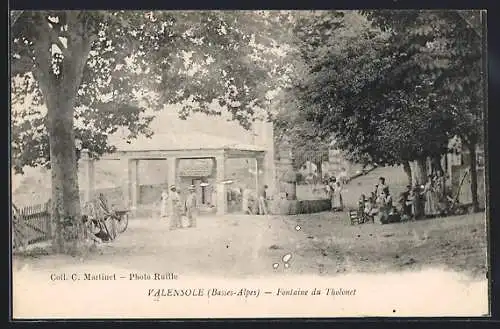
left=116, top=213, right=129, bottom=233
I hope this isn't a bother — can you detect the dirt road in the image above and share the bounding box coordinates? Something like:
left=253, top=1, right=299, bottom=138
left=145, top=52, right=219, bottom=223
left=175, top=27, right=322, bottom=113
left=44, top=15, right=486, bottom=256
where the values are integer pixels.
left=12, top=211, right=488, bottom=318
left=13, top=210, right=487, bottom=280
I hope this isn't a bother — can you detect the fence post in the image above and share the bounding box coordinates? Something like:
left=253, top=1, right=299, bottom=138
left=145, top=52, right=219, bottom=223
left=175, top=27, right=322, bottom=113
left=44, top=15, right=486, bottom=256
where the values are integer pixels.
left=45, top=199, right=53, bottom=239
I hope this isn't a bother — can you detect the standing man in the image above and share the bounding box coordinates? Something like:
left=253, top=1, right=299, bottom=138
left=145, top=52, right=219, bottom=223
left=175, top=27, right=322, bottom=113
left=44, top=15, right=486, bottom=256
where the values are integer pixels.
left=168, top=185, right=182, bottom=230
left=185, top=185, right=198, bottom=228
left=258, top=184, right=269, bottom=215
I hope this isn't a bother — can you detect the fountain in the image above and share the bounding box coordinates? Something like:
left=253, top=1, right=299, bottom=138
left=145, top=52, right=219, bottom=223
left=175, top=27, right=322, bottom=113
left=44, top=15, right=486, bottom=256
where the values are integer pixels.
left=270, top=137, right=331, bottom=215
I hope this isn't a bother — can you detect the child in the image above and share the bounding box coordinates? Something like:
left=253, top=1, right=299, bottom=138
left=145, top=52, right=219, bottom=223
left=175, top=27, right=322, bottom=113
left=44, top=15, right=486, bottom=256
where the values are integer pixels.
left=364, top=194, right=376, bottom=223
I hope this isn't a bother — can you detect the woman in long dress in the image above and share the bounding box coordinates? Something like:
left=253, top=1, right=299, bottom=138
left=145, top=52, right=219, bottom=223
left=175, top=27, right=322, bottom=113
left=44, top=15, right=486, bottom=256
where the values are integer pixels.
left=331, top=179, right=344, bottom=211
left=423, top=175, right=439, bottom=217
left=168, top=185, right=182, bottom=230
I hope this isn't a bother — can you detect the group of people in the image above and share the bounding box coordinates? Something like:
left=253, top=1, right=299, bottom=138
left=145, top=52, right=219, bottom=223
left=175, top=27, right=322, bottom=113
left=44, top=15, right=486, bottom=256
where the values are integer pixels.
left=398, top=171, right=447, bottom=221
left=358, top=177, right=396, bottom=224
left=160, top=184, right=198, bottom=230
left=357, top=172, right=448, bottom=225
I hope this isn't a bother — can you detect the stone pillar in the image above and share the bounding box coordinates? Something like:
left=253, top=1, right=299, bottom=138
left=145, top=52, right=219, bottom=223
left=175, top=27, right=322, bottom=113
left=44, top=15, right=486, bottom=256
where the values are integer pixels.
left=165, top=157, right=178, bottom=217
left=279, top=138, right=297, bottom=200
left=167, top=157, right=178, bottom=188
left=130, top=159, right=140, bottom=213
left=120, top=157, right=131, bottom=209
left=80, top=149, right=96, bottom=204
left=253, top=119, right=276, bottom=197
left=256, top=155, right=265, bottom=193
left=215, top=154, right=227, bottom=215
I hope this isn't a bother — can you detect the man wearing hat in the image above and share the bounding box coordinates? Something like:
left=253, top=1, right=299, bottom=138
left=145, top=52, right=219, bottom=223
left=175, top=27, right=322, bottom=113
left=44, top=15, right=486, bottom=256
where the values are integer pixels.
left=168, top=185, right=182, bottom=230
left=185, top=185, right=198, bottom=228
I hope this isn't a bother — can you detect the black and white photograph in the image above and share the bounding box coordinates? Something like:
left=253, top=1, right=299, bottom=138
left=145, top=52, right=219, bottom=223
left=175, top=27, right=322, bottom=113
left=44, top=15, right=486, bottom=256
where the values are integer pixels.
left=10, top=9, right=488, bottom=318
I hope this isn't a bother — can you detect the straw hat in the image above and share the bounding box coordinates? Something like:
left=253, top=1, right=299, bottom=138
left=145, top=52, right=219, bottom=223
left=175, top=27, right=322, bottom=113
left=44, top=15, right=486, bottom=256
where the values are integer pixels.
left=188, top=185, right=196, bottom=190
left=169, top=185, right=176, bottom=190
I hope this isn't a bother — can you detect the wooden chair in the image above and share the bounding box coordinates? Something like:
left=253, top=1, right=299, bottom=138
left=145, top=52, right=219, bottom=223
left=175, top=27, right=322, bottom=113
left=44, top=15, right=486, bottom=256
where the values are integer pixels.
left=348, top=209, right=361, bottom=225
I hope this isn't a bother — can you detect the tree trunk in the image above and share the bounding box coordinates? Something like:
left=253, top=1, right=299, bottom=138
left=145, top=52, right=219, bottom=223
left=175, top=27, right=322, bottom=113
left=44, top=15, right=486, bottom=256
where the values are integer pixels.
left=315, top=158, right=323, bottom=182
left=47, top=93, right=83, bottom=255
left=467, top=143, right=480, bottom=212
left=402, top=161, right=412, bottom=186
left=431, top=155, right=444, bottom=176
left=31, top=12, right=95, bottom=254
left=413, top=157, right=428, bottom=186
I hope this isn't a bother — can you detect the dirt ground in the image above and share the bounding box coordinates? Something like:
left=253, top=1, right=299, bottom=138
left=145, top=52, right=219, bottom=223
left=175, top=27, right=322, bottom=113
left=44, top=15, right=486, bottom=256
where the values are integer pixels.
left=12, top=166, right=487, bottom=280
left=13, top=210, right=488, bottom=281
left=290, top=211, right=487, bottom=279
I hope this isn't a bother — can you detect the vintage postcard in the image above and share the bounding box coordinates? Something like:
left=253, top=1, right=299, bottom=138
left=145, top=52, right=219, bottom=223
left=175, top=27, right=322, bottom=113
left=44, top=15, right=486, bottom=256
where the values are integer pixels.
left=10, top=9, right=489, bottom=318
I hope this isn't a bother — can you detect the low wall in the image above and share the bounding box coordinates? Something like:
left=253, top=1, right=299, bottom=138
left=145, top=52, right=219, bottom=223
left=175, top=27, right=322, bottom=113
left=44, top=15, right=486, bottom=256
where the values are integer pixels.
left=270, top=199, right=331, bottom=215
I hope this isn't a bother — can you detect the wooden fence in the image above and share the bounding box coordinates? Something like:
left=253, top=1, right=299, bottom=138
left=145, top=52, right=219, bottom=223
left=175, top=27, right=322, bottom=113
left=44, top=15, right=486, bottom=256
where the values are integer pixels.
left=12, top=201, right=52, bottom=250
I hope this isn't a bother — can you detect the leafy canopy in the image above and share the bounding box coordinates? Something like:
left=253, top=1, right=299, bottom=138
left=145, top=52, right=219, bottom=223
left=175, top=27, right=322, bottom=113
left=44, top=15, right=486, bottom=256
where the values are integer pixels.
left=287, top=10, right=484, bottom=166
left=11, top=10, right=294, bottom=173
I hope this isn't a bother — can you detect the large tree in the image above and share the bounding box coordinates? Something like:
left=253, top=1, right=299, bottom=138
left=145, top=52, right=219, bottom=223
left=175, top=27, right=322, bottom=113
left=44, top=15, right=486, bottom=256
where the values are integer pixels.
left=289, top=11, right=448, bottom=183
left=364, top=9, right=485, bottom=209
left=290, top=10, right=485, bottom=193
left=274, top=11, right=347, bottom=176
left=11, top=10, right=291, bottom=254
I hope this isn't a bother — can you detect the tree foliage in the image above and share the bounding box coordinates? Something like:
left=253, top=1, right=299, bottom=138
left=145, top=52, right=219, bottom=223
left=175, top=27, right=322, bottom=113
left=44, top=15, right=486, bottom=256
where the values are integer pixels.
left=273, top=11, right=346, bottom=165
left=288, top=10, right=484, bottom=169
left=364, top=10, right=485, bottom=148
left=11, top=10, right=292, bottom=173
